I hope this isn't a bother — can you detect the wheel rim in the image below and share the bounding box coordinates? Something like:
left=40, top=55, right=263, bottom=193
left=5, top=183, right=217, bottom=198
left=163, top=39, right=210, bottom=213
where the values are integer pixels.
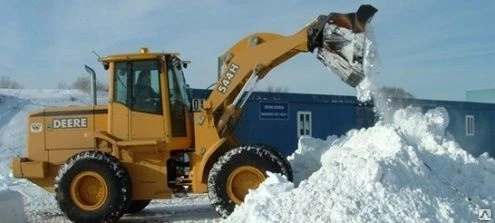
left=70, top=171, right=108, bottom=211
left=226, top=166, right=265, bottom=204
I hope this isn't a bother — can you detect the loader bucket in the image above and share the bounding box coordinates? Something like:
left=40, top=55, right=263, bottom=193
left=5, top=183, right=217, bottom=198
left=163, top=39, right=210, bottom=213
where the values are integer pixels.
left=309, top=5, right=378, bottom=87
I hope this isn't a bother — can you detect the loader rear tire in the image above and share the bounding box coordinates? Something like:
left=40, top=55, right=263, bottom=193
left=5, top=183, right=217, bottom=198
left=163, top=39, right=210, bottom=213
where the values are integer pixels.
left=54, top=151, right=132, bottom=223
left=207, top=145, right=292, bottom=217
left=126, top=200, right=152, bottom=213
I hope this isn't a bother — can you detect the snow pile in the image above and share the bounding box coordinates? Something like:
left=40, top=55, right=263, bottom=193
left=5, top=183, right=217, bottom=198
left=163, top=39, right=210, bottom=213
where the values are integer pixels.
left=227, top=106, right=495, bottom=222
left=233, top=30, right=495, bottom=220
left=225, top=23, right=495, bottom=222
left=287, top=136, right=337, bottom=185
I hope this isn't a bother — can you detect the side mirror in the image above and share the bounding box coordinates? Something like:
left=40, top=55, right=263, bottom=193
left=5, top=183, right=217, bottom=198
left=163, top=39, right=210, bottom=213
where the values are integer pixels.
left=181, top=60, right=191, bottom=69
left=102, top=62, right=109, bottom=70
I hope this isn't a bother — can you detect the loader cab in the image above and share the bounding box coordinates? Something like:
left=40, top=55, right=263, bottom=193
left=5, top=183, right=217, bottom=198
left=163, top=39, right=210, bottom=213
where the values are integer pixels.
left=104, top=49, right=193, bottom=149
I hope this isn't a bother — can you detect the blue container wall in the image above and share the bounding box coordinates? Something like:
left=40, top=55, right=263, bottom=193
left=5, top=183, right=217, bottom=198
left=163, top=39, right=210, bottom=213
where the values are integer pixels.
left=191, top=89, right=365, bottom=156
left=445, top=108, right=494, bottom=157
left=234, top=100, right=359, bottom=156
left=233, top=101, right=296, bottom=156
left=191, top=89, right=495, bottom=158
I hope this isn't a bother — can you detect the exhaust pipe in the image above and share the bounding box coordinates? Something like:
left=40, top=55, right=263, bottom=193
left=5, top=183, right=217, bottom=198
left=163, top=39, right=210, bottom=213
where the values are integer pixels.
left=308, top=5, right=378, bottom=87
left=84, top=65, right=97, bottom=106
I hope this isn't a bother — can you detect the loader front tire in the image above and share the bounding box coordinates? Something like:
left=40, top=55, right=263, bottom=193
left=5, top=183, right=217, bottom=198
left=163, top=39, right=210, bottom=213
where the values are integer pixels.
left=256, top=144, right=293, bottom=182
left=207, top=145, right=292, bottom=217
left=55, top=151, right=132, bottom=223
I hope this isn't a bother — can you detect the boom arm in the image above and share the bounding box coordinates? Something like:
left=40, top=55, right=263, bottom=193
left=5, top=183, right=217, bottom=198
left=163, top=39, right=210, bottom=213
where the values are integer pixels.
left=204, top=5, right=377, bottom=134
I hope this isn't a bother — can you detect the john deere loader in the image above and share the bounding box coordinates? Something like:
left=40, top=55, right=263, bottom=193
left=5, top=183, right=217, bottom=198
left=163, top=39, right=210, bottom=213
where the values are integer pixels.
left=11, top=5, right=377, bottom=222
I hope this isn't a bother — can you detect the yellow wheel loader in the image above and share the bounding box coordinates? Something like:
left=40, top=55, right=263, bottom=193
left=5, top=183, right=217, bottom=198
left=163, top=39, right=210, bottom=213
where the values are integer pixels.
left=11, top=5, right=377, bottom=222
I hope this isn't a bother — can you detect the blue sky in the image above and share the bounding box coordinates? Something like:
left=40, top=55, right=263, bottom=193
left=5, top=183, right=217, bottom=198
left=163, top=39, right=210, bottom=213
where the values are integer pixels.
left=1, top=0, right=494, bottom=101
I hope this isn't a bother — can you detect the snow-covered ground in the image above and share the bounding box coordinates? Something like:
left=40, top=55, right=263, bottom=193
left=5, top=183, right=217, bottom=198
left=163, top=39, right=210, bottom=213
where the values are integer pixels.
left=0, top=85, right=494, bottom=222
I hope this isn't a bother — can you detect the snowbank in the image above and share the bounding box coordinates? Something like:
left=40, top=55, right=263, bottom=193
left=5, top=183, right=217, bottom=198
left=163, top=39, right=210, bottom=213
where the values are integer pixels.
left=227, top=106, right=495, bottom=222
left=0, top=89, right=93, bottom=185
left=0, top=189, right=26, bottom=223
left=0, top=89, right=106, bottom=222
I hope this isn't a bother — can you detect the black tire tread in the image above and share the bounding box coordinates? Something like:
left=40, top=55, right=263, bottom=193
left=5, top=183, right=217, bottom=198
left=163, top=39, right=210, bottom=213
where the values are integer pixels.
left=54, top=151, right=132, bottom=223
left=207, top=145, right=292, bottom=218
left=254, top=144, right=293, bottom=182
